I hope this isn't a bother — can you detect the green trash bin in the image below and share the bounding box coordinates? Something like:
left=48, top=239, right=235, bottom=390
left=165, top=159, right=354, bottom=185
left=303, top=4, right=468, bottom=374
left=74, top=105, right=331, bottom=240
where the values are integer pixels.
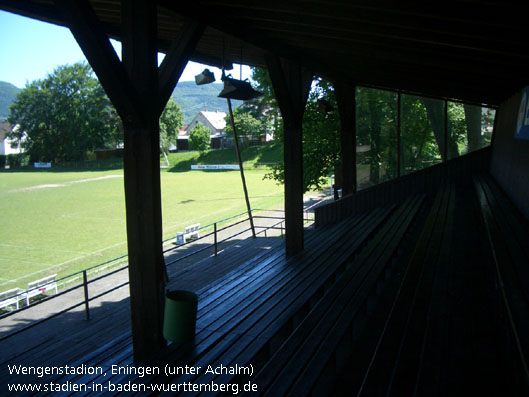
left=163, top=290, right=198, bottom=343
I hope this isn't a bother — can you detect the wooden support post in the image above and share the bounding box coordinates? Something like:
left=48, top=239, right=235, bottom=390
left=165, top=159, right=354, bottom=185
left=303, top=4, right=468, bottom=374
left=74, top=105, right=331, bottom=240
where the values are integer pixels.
left=266, top=55, right=312, bottom=257
left=58, top=0, right=203, bottom=362
left=397, top=92, right=401, bottom=177
left=490, top=106, right=500, bottom=148
left=120, top=0, right=167, bottom=361
left=444, top=99, right=448, bottom=162
left=214, top=222, right=218, bottom=256
left=334, top=82, right=357, bottom=196
left=83, top=270, right=90, bottom=321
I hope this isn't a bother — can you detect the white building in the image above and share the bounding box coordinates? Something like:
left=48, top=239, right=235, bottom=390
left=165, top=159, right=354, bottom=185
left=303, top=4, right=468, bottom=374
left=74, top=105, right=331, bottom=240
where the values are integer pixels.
left=0, top=121, right=22, bottom=156
left=185, top=110, right=226, bottom=136
left=178, top=111, right=227, bottom=150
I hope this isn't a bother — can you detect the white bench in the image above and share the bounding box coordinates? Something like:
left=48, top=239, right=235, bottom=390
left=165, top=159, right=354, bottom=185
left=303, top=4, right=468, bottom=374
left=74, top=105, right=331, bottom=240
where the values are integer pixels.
left=0, top=288, right=24, bottom=311
left=176, top=223, right=200, bottom=245
left=24, top=274, right=58, bottom=306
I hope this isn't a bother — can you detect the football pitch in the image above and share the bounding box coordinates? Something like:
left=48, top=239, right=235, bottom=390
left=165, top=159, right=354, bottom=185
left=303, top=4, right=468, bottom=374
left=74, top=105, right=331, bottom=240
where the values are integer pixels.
left=0, top=168, right=284, bottom=290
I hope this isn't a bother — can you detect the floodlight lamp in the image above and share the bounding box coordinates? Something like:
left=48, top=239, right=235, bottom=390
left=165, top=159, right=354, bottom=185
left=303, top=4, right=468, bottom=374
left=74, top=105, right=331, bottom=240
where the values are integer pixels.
left=218, top=76, right=263, bottom=101
left=195, top=69, right=216, bottom=85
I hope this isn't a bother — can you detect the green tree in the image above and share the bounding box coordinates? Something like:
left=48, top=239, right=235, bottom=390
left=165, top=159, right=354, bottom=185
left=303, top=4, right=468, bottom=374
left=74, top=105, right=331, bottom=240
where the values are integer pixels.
left=422, top=98, right=462, bottom=160
left=7, top=62, right=120, bottom=162
left=253, top=67, right=488, bottom=192
left=159, top=97, right=184, bottom=154
left=265, top=78, right=341, bottom=192
left=356, top=87, right=398, bottom=186
left=224, top=108, right=267, bottom=143
left=188, top=123, right=210, bottom=153
left=400, top=96, right=442, bottom=173
left=249, top=67, right=282, bottom=138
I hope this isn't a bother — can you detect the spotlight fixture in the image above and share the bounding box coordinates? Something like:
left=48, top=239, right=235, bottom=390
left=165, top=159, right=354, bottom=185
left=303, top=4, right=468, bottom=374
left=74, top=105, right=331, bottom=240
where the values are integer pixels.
left=194, top=68, right=215, bottom=85
left=218, top=76, right=262, bottom=101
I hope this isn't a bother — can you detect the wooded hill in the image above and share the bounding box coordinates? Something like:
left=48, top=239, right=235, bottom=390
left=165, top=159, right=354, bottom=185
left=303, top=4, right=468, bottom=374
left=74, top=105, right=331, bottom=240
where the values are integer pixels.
left=0, top=81, right=20, bottom=120
left=172, top=81, right=241, bottom=124
left=0, top=80, right=239, bottom=124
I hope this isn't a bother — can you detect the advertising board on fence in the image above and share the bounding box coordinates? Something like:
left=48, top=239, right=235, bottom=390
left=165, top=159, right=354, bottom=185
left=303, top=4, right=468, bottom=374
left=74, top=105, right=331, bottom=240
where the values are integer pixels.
left=515, top=86, right=529, bottom=140
left=34, top=162, right=52, bottom=168
left=191, top=165, right=240, bottom=170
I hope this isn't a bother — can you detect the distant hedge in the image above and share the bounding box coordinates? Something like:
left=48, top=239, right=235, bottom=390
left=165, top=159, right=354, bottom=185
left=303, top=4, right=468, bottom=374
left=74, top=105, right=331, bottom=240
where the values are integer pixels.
left=0, top=154, right=5, bottom=168
left=7, top=153, right=29, bottom=168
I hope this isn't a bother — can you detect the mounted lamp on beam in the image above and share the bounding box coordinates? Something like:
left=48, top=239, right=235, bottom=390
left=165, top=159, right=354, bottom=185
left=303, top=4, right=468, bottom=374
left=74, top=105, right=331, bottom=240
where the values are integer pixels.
left=194, top=68, right=216, bottom=85
left=192, top=62, right=262, bottom=238
left=218, top=76, right=262, bottom=101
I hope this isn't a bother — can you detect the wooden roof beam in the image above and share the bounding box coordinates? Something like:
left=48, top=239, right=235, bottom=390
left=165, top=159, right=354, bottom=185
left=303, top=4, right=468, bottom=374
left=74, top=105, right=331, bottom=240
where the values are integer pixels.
left=55, top=0, right=143, bottom=123
left=157, top=19, right=205, bottom=116
left=212, top=6, right=525, bottom=57
left=255, top=26, right=529, bottom=68
left=158, top=1, right=319, bottom=72
left=203, top=0, right=526, bottom=34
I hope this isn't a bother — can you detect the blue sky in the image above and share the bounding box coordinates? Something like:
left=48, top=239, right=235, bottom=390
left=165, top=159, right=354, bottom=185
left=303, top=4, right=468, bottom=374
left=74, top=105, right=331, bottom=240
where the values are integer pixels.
left=0, top=10, right=251, bottom=88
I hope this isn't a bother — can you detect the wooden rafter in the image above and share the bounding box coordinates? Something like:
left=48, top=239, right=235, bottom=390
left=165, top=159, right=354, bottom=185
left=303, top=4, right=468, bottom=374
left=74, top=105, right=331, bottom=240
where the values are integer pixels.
left=3, top=0, right=528, bottom=106
left=157, top=20, right=205, bottom=116
left=55, top=0, right=143, bottom=123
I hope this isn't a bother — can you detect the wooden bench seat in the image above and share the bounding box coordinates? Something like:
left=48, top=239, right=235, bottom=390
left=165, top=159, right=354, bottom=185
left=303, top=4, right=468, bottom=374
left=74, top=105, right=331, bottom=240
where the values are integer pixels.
left=48, top=204, right=397, bottom=393
left=107, top=207, right=393, bottom=391
left=474, top=174, right=529, bottom=392
left=341, top=178, right=522, bottom=396
left=246, top=195, right=424, bottom=396
left=178, top=208, right=400, bottom=388
left=353, top=183, right=455, bottom=396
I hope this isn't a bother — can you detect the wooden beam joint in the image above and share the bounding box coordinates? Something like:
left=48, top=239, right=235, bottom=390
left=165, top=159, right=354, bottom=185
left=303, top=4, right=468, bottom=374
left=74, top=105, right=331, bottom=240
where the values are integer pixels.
left=158, top=19, right=205, bottom=117
left=55, top=0, right=145, bottom=124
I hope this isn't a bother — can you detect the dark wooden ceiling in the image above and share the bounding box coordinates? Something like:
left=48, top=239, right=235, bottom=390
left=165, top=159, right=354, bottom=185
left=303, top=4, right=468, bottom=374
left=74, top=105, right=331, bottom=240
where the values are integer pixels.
left=1, top=0, right=527, bottom=106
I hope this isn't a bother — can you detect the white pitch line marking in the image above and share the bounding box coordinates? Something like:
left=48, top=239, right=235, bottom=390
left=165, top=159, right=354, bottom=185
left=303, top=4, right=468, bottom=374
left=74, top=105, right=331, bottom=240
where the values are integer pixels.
left=0, top=256, right=51, bottom=266
left=0, top=243, right=88, bottom=255
left=8, top=174, right=123, bottom=193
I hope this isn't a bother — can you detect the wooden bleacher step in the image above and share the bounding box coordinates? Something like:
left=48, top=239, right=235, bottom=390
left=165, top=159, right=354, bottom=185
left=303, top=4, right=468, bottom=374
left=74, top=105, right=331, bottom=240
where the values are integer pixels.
left=52, top=205, right=393, bottom=394
left=239, top=195, right=424, bottom=396
left=474, top=174, right=529, bottom=393
left=158, top=205, right=395, bottom=392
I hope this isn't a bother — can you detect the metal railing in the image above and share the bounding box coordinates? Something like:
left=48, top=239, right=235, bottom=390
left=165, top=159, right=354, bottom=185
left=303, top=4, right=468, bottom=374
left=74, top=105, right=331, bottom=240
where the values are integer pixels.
left=0, top=208, right=315, bottom=342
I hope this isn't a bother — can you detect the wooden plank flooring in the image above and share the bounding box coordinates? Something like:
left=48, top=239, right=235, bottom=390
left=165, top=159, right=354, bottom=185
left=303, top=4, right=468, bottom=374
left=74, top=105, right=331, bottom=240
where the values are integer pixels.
left=93, top=208, right=392, bottom=393
left=0, top=235, right=284, bottom=390
left=0, top=206, right=393, bottom=395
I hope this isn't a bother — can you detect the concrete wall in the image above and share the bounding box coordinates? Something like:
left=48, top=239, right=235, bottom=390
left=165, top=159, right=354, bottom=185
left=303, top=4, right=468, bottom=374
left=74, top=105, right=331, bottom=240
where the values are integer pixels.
left=490, top=91, right=529, bottom=220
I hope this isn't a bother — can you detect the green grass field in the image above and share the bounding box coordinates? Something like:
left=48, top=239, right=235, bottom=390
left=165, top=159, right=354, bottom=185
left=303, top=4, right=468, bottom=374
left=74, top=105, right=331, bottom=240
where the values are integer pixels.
left=0, top=147, right=285, bottom=290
